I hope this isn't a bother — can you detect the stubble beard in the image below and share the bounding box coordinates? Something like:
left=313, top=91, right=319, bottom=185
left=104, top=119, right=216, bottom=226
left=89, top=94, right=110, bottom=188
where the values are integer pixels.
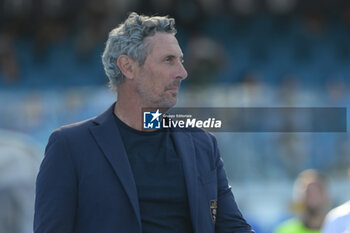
left=136, top=80, right=181, bottom=108
left=135, top=86, right=177, bottom=109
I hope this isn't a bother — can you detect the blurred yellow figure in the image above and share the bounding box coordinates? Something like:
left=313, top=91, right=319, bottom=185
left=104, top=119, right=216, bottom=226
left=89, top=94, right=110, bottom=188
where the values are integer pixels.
left=274, top=169, right=330, bottom=233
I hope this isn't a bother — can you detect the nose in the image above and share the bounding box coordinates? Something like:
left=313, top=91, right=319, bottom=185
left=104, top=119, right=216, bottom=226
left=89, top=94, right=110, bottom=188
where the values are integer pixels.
left=177, top=62, right=188, bottom=80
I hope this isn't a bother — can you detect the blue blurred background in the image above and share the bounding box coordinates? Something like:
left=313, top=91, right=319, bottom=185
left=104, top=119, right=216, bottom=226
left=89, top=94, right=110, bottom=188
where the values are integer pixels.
left=1, top=0, right=350, bottom=232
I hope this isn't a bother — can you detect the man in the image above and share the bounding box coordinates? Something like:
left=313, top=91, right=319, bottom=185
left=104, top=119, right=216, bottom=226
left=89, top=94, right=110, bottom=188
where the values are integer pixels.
left=34, top=12, right=254, bottom=233
left=322, top=168, right=350, bottom=233
left=274, top=169, right=330, bottom=233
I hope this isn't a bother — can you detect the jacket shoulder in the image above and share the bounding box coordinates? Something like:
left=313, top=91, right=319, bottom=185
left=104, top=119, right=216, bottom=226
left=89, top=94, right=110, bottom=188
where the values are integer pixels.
left=47, top=117, right=98, bottom=146
left=59, top=117, right=96, bottom=133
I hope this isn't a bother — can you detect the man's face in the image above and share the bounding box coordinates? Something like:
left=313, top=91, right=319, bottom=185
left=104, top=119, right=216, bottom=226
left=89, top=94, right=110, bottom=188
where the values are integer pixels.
left=132, top=32, right=188, bottom=108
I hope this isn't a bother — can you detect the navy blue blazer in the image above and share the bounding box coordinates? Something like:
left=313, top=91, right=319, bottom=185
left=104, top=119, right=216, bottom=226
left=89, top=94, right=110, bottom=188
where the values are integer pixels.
left=34, top=104, right=254, bottom=233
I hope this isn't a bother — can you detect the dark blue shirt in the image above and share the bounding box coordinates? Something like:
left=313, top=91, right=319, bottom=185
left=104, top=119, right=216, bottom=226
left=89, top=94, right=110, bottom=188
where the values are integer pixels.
left=114, top=114, right=194, bottom=233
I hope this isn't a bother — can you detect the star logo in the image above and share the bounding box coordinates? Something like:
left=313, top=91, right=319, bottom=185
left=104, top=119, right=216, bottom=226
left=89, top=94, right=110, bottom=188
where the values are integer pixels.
left=150, top=109, right=162, bottom=122
left=143, top=109, right=162, bottom=129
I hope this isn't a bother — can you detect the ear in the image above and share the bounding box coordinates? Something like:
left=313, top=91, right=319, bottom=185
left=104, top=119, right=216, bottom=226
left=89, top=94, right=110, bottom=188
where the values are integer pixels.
left=117, top=55, right=136, bottom=80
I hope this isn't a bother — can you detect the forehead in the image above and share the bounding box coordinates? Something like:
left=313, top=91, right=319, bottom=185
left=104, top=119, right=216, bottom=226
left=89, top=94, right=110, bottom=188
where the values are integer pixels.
left=146, top=32, right=183, bottom=57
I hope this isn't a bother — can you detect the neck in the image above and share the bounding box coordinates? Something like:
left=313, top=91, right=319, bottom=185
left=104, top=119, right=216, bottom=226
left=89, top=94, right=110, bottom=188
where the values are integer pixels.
left=114, top=83, right=173, bottom=131
left=115, top=85, right=168, bottom=131
left=114, top=95, right=144, bottom=131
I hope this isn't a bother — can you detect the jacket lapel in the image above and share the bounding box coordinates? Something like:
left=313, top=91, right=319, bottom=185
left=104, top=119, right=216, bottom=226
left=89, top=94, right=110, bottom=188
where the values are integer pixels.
left=172, top=130, right=199, bottom=233
left=89, top=104, right=141, bottom=231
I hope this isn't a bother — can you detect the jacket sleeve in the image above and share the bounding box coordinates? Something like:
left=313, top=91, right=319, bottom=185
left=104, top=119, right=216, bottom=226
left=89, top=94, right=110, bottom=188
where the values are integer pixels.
left=212, top=135, right=255, bottom=233
left=34, top=130, right=78, bottom=233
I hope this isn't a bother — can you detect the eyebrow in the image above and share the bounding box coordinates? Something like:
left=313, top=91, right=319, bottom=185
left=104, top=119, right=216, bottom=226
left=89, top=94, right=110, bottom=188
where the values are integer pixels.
left=163, top=54, right=184, bottom=60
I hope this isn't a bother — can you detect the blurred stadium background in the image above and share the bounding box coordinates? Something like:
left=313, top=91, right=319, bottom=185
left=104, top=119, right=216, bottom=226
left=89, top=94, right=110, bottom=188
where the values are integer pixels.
left=1, top=0, right=350, bottom=232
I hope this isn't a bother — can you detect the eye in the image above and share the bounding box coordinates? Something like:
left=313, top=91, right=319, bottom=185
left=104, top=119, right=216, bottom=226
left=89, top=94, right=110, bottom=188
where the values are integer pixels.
left=164, top=56, right=175, bottom=62
left=163, top=56, right=183, bottom=64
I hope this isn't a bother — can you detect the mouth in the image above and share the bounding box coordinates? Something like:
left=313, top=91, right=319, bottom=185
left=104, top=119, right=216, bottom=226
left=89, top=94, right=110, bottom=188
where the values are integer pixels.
left=167, top=87, right=178, bottom=91
left=165, top=81, right=181, bottom=92
left=166, top=87, right=179, bottom=96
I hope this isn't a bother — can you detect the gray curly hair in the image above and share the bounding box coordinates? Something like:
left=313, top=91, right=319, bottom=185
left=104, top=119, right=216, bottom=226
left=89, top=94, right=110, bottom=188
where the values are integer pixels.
left=102, top=12, right=177, bottom=93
